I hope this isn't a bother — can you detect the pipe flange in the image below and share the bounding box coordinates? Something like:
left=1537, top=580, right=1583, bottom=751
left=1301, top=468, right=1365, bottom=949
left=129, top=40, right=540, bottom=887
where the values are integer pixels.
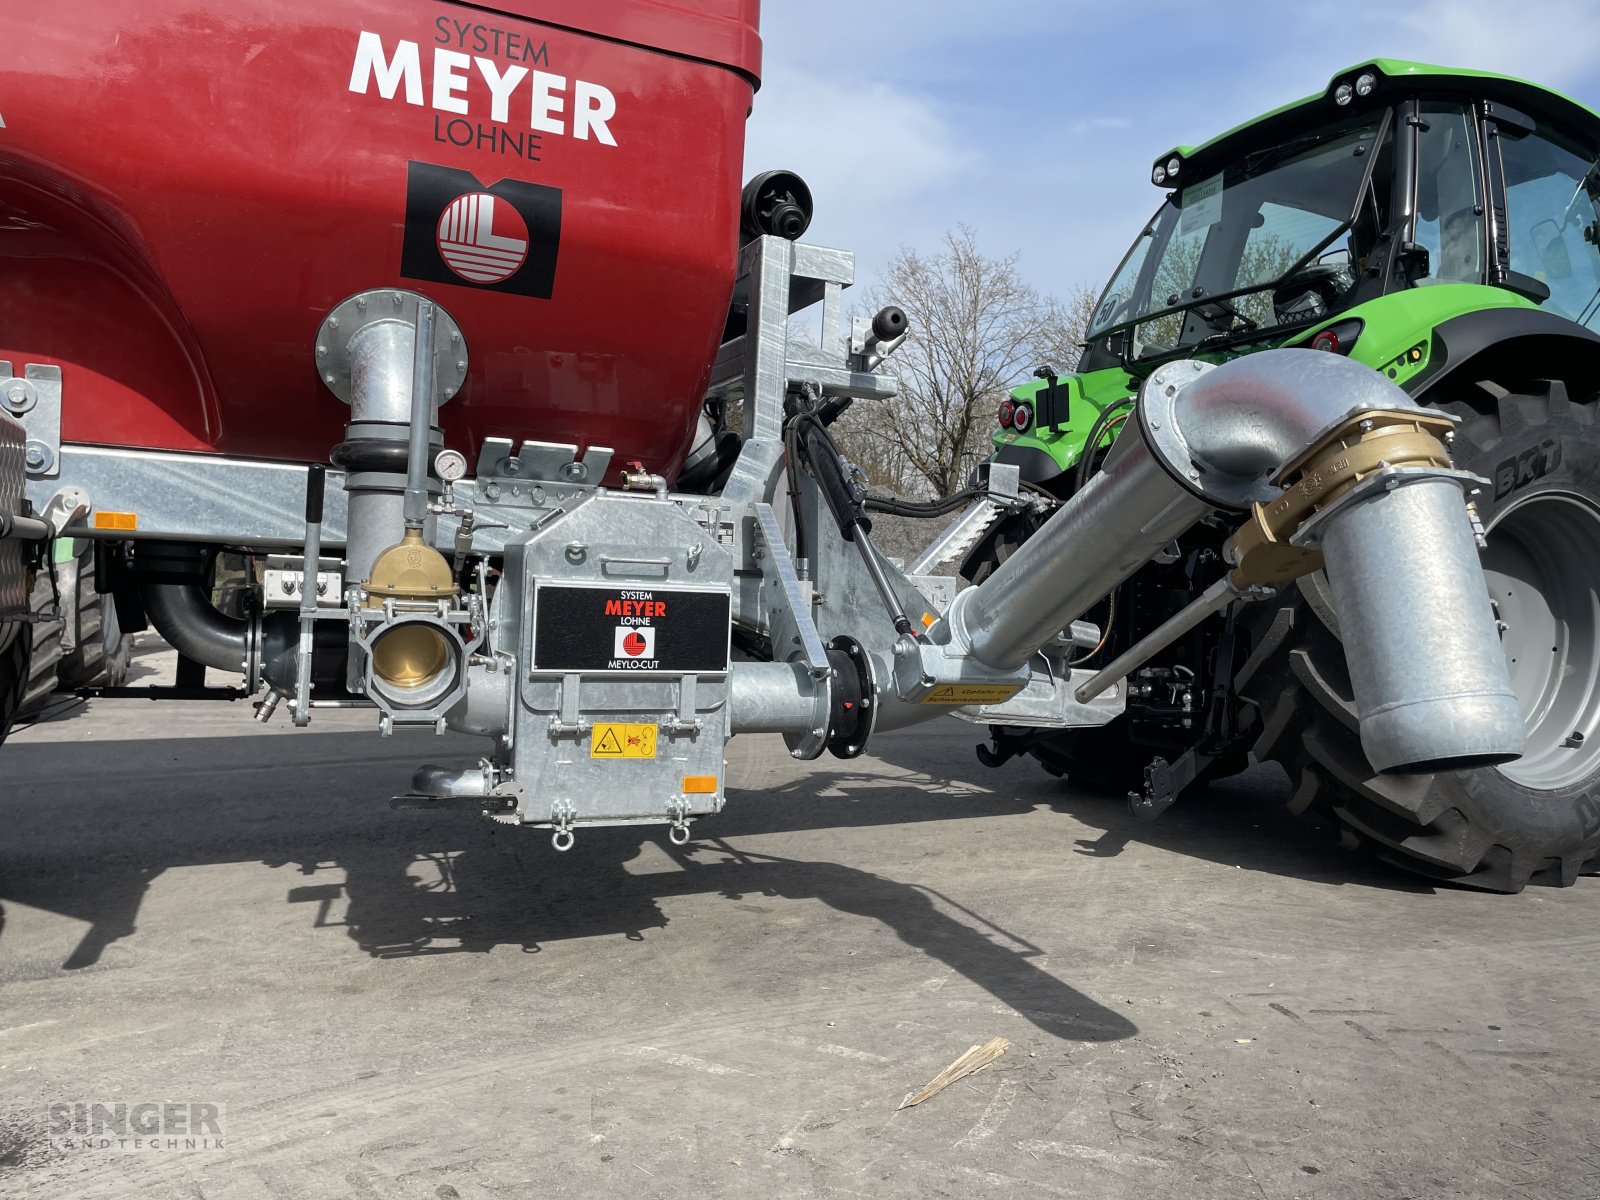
left=825, top=635, right=877, bottom=759
left=1138, top=359, right=1275, bottom=511
left=1290, top=464, right=1487, bottom=548
left=244, top=612, right=264, bottom=694
left=782, top=659, right=833, bottom=761
left=315, top=290, right=468, bottom=406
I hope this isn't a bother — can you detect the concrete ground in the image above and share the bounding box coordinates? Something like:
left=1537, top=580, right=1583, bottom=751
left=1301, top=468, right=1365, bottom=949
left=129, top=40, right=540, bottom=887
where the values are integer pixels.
left=0, top=639, right=1597, bottom=1199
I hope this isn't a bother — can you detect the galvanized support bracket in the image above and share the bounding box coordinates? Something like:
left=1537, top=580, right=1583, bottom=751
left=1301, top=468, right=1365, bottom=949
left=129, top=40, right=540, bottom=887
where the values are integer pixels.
left=754, top=502, right=829, bottom=674
left=1, top=362, right=62, bottom=479
left=475, top=438, right=613, bottom=493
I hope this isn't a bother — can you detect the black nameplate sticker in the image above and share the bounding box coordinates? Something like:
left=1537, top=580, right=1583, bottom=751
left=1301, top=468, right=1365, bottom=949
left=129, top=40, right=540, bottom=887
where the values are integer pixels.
left=532, top=584, right=731, bottom=674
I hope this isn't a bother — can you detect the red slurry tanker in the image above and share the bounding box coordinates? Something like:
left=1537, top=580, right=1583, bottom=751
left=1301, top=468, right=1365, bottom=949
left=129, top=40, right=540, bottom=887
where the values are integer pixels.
left=0, top=6, right=1579, bottom=893
left=1, top=0, right=756, bottom=470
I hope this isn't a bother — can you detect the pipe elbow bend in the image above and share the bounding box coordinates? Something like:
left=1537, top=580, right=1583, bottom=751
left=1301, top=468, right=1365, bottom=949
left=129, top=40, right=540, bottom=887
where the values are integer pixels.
left=1140, top=350, right=1427, bottom=510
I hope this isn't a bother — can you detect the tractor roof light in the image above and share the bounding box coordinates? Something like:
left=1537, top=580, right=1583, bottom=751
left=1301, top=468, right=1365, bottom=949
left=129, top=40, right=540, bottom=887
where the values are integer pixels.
left=1166, top=157, right=1181, bottom=178
left=997, top=399, right=1015, bottom=428
left=1334, top=81, right=1354, bottom=106
left=1152, top=163, right=1167, bottom=185
left=1355, top=72, right=1377, bottom=97
left=1012, top=402, right=1033, bottom=433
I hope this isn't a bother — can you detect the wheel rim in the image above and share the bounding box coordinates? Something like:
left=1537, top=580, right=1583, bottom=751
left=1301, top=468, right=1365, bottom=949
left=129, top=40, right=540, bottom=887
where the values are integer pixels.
left=1483, top=490, right=1600, bottom=790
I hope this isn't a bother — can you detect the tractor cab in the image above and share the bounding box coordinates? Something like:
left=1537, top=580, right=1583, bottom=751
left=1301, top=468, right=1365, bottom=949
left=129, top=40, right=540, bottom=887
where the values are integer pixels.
left=994, top=60, right=1600, bottom=496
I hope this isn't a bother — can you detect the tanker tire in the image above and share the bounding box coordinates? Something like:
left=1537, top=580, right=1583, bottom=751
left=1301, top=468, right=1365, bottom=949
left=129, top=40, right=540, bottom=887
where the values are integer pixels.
left=19, top=571, right=62, bottom=716
left=57, top=551, right=130, bottom=690
left=1242, top=379, right=1600, bottom=892
left=0, top=621, right=28, bottom=747
left=12, top=570, right=60, bottom=723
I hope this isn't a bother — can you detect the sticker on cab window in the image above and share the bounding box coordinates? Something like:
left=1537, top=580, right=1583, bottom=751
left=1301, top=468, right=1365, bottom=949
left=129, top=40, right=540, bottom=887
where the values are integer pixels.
left=1179, top=172, right=1223, bottom=233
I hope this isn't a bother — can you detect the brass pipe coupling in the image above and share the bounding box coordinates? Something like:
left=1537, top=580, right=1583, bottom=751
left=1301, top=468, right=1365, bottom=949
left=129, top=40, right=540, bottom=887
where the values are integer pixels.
left=1224, top=409, right=1461, bottom=590
left=354, top=528, right=482, bottom=721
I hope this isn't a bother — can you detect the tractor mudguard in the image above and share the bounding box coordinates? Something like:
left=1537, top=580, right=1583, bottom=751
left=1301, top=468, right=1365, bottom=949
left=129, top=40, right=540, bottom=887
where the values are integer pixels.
left=1415, top=307, right=1600, bottom=395
left=992, top=441, right=1069, bottom=489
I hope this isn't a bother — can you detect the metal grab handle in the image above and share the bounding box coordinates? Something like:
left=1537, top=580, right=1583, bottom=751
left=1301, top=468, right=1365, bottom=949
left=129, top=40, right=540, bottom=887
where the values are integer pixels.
left=599, top=554, right=672, bottom=578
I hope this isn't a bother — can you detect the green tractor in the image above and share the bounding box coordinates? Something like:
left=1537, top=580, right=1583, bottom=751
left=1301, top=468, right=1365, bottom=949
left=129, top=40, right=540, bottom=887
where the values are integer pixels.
left=967, top=60, right=1600, bottom=891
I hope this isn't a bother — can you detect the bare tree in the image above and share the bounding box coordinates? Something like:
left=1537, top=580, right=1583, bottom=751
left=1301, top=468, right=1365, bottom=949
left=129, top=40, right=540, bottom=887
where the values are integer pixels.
left=840, top=226, right=1074, bottom=498
left=1033, top=282, right=1101, bottom=380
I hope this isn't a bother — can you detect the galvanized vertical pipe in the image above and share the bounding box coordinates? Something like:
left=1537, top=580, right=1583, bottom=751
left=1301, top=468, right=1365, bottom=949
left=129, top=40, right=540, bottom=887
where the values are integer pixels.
left=345, top=318, right=418, bottom=587
left=1317, top=478, right=1525, bottom=773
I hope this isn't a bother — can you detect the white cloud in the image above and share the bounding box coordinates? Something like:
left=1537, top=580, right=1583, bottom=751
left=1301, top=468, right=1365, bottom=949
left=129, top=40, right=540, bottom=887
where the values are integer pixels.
left=1390, top=0, right=1600, bottom=87
left=1066, top=116, right=1134, bottom=136
left=743, top=62, right=981, bottom=283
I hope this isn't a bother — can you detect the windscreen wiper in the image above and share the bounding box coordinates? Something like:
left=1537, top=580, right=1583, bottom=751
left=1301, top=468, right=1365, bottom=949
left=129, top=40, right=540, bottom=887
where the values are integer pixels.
left=1190, top=292, right=1258, bottom=334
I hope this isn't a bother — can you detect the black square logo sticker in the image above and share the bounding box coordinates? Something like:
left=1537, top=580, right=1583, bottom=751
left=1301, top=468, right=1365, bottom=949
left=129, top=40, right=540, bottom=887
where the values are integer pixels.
left=401, top=161, right=561, bottom=297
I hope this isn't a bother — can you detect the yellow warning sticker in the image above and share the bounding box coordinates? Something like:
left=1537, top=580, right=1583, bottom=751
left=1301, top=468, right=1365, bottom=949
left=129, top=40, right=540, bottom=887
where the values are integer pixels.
left=590, top=723, right=658, bottom=759
left=920, top=683, right=1024, bottom=705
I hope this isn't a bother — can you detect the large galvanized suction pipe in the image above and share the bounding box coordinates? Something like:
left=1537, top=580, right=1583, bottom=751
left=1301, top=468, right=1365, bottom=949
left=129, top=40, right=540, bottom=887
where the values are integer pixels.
left=346, top=317, right=422, bottom=587
left=316, top=291, right=466, bottom=588
left=949, top=350, right=1522, bottom=775
left=729, top=661, right=824, bottom=733
left=950, top=432, right=1210, bottom=671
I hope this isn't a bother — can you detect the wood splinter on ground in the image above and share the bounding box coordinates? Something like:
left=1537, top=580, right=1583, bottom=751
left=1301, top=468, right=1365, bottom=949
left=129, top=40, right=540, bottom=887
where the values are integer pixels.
left=899, top=1037, right=1011, bottom=1109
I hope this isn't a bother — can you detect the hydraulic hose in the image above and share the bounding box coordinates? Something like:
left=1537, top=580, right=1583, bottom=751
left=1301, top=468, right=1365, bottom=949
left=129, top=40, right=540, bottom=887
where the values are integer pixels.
left=864, top=489, right=983, bottom=518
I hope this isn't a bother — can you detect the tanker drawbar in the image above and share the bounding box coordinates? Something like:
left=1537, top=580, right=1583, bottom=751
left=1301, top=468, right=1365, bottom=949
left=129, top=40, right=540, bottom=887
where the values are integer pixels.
left=3, top=223, right=1523, bottom=847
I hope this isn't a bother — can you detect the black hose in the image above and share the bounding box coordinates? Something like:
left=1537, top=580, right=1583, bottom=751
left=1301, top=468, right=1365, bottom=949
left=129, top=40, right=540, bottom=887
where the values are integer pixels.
left=136, top=543, right=250, bottom=673
left=1073, top=398, right=1136, bottom=494
left=863, top=489, right=983, bottom=518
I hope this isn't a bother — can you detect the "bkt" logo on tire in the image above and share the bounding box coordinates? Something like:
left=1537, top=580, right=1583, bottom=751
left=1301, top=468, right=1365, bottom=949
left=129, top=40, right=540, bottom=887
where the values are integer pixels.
left=1494, top=438, right=1561, bottom=499
left=401, top=162, right=561, bottom=297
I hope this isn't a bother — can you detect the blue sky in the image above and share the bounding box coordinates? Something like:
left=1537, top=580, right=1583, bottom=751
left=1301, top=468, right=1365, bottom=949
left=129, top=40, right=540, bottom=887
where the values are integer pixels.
left=743, top=0, right=1600, bottom=303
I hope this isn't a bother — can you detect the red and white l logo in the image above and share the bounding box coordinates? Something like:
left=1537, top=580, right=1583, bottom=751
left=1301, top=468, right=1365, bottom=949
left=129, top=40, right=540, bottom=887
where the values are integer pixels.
left=614, top=626, right=656, bottom=659
left=434, top=193, right=530, bottom=284
left=403, top=162, right=561, bottom=297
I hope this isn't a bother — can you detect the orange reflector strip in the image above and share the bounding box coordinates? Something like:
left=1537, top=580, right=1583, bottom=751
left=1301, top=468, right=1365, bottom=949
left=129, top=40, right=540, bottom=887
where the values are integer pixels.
left=92, top=511, right=137, bottom=531
left=921, top=612, right=936, bottom=629
left=682, top=775, right=718, bottom=794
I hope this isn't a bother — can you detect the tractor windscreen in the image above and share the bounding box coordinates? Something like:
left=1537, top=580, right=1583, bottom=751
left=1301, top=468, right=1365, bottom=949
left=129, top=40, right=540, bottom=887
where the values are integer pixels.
left=1083, top=110, right=1392, bottom=367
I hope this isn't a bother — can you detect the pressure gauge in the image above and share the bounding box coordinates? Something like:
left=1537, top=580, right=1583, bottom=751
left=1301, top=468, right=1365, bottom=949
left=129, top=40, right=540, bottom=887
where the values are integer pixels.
left=434, top=448, right=469, bottom=483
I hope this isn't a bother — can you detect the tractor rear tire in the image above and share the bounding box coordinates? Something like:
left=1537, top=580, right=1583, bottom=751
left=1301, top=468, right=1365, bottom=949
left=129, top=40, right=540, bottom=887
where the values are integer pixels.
left=1242, top=379, right=1600, bottom=891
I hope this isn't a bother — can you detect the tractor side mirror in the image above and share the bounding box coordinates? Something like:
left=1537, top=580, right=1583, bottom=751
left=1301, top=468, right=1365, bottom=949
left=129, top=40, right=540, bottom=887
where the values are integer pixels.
left=1396, top=240, right=1431, bottom=282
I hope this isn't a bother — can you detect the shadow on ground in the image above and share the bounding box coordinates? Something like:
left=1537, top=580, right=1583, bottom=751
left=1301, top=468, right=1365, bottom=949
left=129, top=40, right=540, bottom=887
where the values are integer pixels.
left=0, top=728, right=1151, bottom=1041
left=866, top=728, right=1436, bottom=894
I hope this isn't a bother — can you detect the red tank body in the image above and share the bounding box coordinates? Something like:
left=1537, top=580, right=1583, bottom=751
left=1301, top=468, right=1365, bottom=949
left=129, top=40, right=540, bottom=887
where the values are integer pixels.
left=0, top=0, right=760, bottom=479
